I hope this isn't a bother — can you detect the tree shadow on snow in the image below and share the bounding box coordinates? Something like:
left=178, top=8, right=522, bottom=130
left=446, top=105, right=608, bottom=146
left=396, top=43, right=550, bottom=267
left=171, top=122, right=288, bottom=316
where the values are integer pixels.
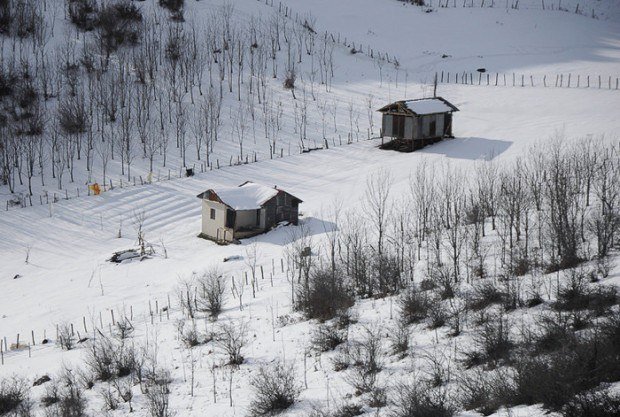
left=419, top=137, right=512, bottom=161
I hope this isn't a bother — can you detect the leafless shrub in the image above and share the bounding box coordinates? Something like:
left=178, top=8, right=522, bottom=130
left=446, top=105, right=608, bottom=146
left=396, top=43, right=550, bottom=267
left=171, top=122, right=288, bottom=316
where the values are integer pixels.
left=428, top=302, right=448, bottom=329
left=464, top=314, right=513, bottom=369
left=0, top=376, right=32, bottom=416
left=114, top=319, right=134, bottom=340
left=159, top=0, right=184, bottom=13
left=467, top=281, right=506, bottom=311
left=429, top=264, right=456, bottom=299
left=554, top=268, right=617, bottom=313
left=68, top=0, right=98, bottom=31
left=85, top=336, right=115, bottom=381
left=307, top=402, right=364, bottom=417
left=296, top=267, right=354, bottom=321
left=371, top=254, right=403, bottom=296
left=58, top=96, right=88, bottom=135
left=563, top=389, right=620, bottom=417
left=389, top=319, right=409, bottom=358
left=249, top=360, right=301, bottom=417
left=85, top=335, right=139, bottom=381
left=180, top=320, right=208, bottom=347
left=527, top=312, right=575, bottom=353
left=99, top=384, right=119, bottom=411
left=283, top=70, right=296, bottom=90
left=398, top=287, right=430, bottom=325
left=41, top=380, right=60, bottom=407
left=145, top=369, right=171, bottom=417
left=422, top=348, right=452, bottom=388
left=311, top=323, right=347, bottom=352
left=215, top=320, right=248, bottom=366
left=49, top=367, right=88, bottom=417
left=196, top=268, right=226, bottom=319
left=112, top=377, right=134, bottom=411
left=390, top=379, right=455, bottom=417
left=97, top=1, right=142, bottom=52
left=344, top=326, right=383, bottom=395
left=458, top=368, right=515, bottom=416
left=57, top=323, right=75, bottom=350
left=176, top=278, right=197, bottom=319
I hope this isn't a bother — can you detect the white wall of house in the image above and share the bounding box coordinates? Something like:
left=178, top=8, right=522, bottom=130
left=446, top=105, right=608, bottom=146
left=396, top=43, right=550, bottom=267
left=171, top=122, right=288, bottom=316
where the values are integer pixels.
left=201, top=200, right=233, bottom=241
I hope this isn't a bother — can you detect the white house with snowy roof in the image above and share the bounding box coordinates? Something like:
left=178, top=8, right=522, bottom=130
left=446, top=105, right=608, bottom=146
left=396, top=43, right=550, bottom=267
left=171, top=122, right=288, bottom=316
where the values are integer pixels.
left=196, top=181, right=302, bottom=242
left=377, top=97, right=459, bottom=151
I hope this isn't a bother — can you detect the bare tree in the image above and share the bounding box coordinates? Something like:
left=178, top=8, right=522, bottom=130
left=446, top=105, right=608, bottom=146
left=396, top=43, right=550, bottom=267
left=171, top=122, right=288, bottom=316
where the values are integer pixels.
left=197, top=268, right=227, bottom=319
left=215, top=319, right=248, bottom=366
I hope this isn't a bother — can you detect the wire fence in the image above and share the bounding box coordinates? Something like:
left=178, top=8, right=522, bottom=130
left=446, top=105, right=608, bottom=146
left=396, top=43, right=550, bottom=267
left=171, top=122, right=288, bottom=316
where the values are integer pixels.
left=4, top=133, right=378, bottom=213
left=436, top=70, right=620, bottom=91
left=1, top=254, right=292, bottom=365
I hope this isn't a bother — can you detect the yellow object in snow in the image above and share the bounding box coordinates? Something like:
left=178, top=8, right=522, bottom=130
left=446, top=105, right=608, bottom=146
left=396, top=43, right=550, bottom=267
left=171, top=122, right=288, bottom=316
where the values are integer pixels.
left=89, top=183, right=101, bottom=195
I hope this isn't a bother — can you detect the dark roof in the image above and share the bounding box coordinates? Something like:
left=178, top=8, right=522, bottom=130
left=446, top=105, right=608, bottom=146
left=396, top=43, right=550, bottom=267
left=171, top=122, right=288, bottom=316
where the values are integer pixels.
left=377, top=97, right=459, bottom=115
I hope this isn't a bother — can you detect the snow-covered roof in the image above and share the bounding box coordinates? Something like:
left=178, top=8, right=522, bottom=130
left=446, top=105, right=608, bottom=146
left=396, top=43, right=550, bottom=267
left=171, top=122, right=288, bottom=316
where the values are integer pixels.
left=377, top=97, right=458, bottom=115
left=202, top=182, right=280, bottom=210
left=404, top=98, right=454, bottom=115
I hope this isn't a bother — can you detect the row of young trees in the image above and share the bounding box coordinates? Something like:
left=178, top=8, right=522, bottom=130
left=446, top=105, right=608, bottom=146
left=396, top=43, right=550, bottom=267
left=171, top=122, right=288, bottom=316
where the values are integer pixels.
left=289, top=136, right=619, bottom=305
left=1, top=0, right=380, bottom=200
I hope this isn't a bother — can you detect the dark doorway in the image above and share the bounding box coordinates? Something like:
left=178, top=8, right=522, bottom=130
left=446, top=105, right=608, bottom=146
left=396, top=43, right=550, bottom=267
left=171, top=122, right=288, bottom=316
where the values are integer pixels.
left=392, top=115, right=406, bottom=138
left=226, top=209, right=235, bottom=228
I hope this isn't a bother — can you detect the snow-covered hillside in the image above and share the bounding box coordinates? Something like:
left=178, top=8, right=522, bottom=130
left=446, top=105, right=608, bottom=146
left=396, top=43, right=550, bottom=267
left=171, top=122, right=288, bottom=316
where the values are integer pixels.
left=1, top=1, right=620, bottom=417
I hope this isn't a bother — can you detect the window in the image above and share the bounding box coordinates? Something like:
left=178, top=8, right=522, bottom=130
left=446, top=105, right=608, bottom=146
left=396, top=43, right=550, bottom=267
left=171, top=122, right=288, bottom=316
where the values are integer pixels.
left=210, top=208, right=216, bottom=220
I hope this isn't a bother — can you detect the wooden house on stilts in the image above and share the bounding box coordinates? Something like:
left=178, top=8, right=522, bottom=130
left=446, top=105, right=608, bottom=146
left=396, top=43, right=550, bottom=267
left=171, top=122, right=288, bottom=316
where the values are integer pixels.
left=377, top=97, right=458, bottom=152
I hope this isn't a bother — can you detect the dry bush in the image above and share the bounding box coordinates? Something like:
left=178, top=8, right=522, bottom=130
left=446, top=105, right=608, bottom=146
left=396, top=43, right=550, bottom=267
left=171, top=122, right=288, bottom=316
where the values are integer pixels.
left=114, top=319, right=134, bottom=340
left=296, top=268, right=354, bottom=321
left=196, top=268, right=226, bottom=319
left=283, top=70, right=296, bottom=89
left=429, top=264, right=456, bottom=299
left=99, top=385, right=119, bottom=411
left=344, top=326, right=383, bottom=395
left=68, top=0, right=98, bottom=31
left=58, top=97, right=88, bottom=135
left=528, top=313, right=575, bottom=353
left=311, top=323, right=347, bottom=352
left=308, top=402, right=364, bottom=417
left=464, top=314, right=513, bottom=369
left=159, top=0, right=184, bottom=13
left=215, top=320, right=248, bottom=366
left=398, top=287, right=430, bottom=325
left=57, top=322, right=75, bottom=350
left=427, top=302, right=447, bottom=329
left=554, top=268, right=617, bottom=314
left=389, top=319, right=409, bottom=358
left=466, top=281, right=506, bottom=311
left=371, top=254, right=403, bottom=296
left=249, top=360, right=301, bottom=417
left=145, top=369, right=171, bottom=417
left=97, top=0, right=142, bottom=52
left=0, top=376, right=32, bottom=416
left=390, top=380, right=455, bottom=417
left=85, top=335, right=140, bottom=381
left=44, top=367, right=87, bottom=417
left=562, top=389, right=620, bottom=417
left=458, top=368, right=515, bottom=416
left=41, top=380, right=60, bottom=407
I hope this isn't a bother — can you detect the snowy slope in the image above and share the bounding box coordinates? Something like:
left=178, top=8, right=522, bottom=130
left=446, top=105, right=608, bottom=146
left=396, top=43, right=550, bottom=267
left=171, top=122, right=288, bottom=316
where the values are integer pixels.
left=0, top=1, right=620, bottom=417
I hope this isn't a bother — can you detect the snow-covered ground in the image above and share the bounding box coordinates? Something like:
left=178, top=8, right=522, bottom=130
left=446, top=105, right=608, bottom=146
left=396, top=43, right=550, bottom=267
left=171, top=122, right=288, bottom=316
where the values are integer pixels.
left=1, top=0, right=620, bottom=416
